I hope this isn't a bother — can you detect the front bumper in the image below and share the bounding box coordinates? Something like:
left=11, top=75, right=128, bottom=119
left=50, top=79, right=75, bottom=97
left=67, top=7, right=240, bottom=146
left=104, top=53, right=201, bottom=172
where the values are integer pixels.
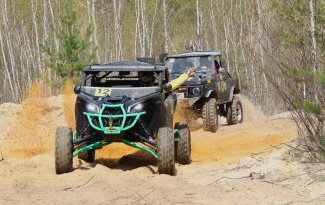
left=83, top=104, right=146, bottom=134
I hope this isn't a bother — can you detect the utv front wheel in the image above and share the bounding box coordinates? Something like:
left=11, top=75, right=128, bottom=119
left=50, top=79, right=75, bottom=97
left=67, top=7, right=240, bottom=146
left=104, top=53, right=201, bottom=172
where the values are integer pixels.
left=55, top=126, right=73, bottom=174
left=175, top=122, right=191, bottom=165
left=227, top=95, right=243, bottom=125
left=157, top=127, right=175, bottom=175
left=202, top=98, right=218, bottom=133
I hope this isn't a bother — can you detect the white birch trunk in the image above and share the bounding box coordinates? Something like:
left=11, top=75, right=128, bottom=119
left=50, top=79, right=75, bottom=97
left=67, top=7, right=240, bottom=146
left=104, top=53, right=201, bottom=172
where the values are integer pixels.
left=257, top=0, right=269, bottom=106
left=309, top=0, right=318, bottom=103
left=141, top=0, right=150, bottom=57
left=31, top=0, right=42, bottom=75
left=221, top=1, right=230, bottom=71
left=249, top=7, right=257, bottom=101
left=140, top=0, right=146, bottom=56
left=113, top=0, right=123, bottom=60
left=309, top=0, right=317, bottom=73
left=48, top=0, right=59, bottom=52
left=239, top=0, right=250, bottom=85
left=149, top=0, right=158, bottom=56
left=0, top=28, right=15, bottom=103
left=163, top=0, right=169, bottom=53
left=91, top=0, right=99, bottom=61
left=137, top=1, right=144, bottom=57
left=113, top=0, right=119, bottom=60
left=196, top=0, right=201, bottom=51
left=118, top=1, right=123, bottom=59
left=134, top=1, right=139, bottom=59
left=2, top=0, right=19, bottom=103
left=209, top=0, right=218, bottom=50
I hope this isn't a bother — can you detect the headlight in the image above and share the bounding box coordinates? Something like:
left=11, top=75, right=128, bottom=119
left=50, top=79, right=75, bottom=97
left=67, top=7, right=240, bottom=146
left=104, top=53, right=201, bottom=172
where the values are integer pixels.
left=192, top=87, right=200, bottom=95
left=128, top=102, right=144, bottom=113
left=133, top=103, right=143, bottom=111
left=86, top=103, right=99, bottom=113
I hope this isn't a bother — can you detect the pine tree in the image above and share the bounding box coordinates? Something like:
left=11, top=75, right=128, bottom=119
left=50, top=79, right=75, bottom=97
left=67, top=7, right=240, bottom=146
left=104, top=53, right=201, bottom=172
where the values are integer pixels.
left=40, top=0, right=97, bottom=81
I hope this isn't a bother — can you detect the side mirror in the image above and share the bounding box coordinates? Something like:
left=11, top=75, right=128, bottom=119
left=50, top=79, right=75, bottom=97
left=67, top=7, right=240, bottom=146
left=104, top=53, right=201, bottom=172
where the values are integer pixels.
left=163, top=83, right=172, bottom=92
left=159, top=53, right=169, bottom=63
left=74, top=86, right=81, bottom=94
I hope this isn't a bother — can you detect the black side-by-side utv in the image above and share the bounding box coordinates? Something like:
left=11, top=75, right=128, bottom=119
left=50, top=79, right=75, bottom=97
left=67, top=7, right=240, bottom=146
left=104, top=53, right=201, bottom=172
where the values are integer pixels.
left=55, top=60, right=191, bottom=175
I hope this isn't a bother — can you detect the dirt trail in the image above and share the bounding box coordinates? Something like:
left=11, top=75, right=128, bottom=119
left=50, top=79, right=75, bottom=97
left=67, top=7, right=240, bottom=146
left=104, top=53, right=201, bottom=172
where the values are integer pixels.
left=0, top=83, right=324, bottom=205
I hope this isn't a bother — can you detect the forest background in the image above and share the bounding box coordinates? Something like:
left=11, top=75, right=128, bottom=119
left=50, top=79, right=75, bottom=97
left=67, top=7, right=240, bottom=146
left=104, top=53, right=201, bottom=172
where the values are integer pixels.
left=0, top=0, right=324, bottom=154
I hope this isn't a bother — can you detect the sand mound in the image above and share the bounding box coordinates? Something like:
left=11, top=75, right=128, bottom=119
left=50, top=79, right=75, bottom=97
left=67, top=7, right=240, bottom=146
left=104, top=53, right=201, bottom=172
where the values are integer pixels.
left=0, top=103, right=19, bottom=117
left=0, top=82, right=72, bottom=158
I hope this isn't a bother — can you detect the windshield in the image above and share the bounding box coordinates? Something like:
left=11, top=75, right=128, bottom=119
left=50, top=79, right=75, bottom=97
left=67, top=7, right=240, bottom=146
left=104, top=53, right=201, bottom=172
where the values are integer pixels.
left=166, top=56, right=215, bottom=75
left=83, top=71, right=162, bottom=88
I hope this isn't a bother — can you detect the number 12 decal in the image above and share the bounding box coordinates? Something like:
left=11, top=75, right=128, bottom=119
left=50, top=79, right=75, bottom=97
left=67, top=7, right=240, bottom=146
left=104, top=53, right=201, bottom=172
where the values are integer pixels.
left=94, top=88, right=112, bottom=96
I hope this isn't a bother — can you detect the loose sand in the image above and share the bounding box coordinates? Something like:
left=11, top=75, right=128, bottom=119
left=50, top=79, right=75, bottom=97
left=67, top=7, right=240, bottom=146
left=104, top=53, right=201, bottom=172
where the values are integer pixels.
left=0, top=83, right=324, bottom=205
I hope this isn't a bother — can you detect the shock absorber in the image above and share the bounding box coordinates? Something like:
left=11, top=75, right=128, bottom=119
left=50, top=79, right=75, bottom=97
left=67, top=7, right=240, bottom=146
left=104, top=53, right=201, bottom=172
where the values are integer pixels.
left=78, top=123, right=90, bottom=137
left=138, top=119, right=151, bottom=139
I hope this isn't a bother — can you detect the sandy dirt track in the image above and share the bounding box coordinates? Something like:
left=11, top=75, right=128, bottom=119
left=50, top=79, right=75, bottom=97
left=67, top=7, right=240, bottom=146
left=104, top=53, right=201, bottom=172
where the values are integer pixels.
left=0, top=86, right=324, bottom=205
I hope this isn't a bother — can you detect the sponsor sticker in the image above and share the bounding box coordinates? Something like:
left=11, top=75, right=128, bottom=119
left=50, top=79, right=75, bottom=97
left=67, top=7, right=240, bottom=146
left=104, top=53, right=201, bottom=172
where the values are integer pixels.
left=221, top=81, right=225, bottom=92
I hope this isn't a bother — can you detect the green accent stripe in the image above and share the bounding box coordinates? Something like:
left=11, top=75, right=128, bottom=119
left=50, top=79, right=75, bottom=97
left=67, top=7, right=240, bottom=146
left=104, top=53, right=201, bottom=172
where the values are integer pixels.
left=72, top=131, right=77, bottom=141
left=174, top=129, right=183, bottom=141
left=72, top=139, right=158, bottom=159
left=122, top=139, right=158, bottom=158
left=73, top=140, right=113, bottom=157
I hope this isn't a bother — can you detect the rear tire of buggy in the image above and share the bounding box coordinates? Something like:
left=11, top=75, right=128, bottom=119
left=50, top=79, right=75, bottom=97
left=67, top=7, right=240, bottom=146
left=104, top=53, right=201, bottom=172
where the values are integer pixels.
left=157, top=127, right=175, bottom=175
left=78, top=146, right=95, bottom=163
left=174, top=122, right=191, bottom=165
left=202, top=98, right=219, bottom=133
left=226, top=95, right=243, bottom=125
left=55, top=126, right=73, bottom=174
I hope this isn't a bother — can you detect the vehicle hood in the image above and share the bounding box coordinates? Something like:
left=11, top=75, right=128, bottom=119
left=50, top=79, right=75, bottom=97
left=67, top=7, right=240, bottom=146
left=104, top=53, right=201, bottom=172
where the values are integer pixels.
left=80, top=86, right=160, bottom=99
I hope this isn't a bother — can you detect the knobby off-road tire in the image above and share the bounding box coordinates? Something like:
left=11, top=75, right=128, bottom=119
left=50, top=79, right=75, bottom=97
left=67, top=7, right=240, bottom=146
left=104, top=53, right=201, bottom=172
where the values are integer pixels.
left=174, top=122, right=191, bottom=165
left=157, top=127, right=175, bottom=175
left=202, top=98, right=218, bottom=133
left=55, top=126, right=73, bottom=174
left=227, top=95, right=243, bottom=125
left=78, top=144, right=95, bottom=163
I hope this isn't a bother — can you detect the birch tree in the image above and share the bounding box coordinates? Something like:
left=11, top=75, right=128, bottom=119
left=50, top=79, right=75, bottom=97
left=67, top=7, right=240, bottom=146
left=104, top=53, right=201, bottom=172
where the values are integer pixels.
left=163, top=0, right=169, bottom=53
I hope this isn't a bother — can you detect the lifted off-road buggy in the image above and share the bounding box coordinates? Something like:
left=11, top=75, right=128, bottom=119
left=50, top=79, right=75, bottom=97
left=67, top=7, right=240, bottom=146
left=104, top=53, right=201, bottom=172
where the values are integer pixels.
left=164, top=51, right=243, bottom=132
left=55, top=59, right=191, bottom=175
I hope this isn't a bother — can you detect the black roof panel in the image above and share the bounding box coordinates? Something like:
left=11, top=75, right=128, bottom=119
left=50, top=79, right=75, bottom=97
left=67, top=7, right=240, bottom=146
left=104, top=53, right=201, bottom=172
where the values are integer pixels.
left=84, top=61, right=165, bottom=72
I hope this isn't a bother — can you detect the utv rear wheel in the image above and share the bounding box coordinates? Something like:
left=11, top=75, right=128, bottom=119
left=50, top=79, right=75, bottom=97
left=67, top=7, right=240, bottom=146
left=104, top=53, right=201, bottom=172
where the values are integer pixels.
left=78, top=145, right=95, bottom=163
left=202, top=98, right=218, bottom=133
left=174, top=122, right=191, bottom=165
left=227, top=95, right=243, bottom=125
left=55, top=126, right=73, bottom=174
left=157, top=127, right=175, bottom=175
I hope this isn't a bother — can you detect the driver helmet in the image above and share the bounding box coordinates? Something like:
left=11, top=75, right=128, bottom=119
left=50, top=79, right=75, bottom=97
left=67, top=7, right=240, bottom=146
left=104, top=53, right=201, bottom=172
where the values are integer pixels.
left=139, top=71, right=155, bottom=86
left=198, top=57, right=211, bottom=69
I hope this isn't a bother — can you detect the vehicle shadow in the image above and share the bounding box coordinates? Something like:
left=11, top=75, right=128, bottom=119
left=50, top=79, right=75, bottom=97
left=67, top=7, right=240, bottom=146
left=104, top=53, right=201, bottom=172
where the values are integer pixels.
left=93, top=150, right=158, bottom=173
